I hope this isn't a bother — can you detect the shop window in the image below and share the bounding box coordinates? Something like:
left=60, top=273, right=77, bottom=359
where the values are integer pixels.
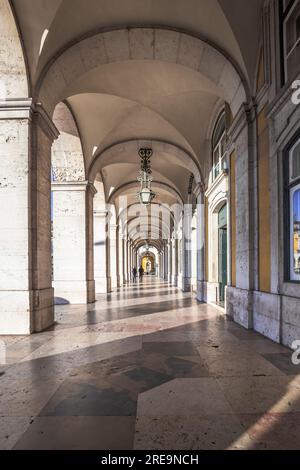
left=285, top=135, right=300, bottom=280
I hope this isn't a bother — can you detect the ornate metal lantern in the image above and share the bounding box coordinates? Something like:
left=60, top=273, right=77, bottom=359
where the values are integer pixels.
left=137, top=148, right=156, bottom=206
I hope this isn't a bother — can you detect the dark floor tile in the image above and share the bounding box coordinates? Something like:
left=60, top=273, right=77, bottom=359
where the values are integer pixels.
left=124, top=367, right=172, bottom=392
left=262, top=353, right=300, bottom=375
left=40, top=382, right=137, bottom=417
left=142, top=341, right=199, bottom=356
left=164, top=356, right=210, bottom=378
left=14, top=416, right=135, bottom=450
left=229, top=329, right=263, bottom=341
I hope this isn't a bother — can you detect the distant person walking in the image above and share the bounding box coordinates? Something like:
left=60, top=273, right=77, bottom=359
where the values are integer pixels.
left=138, top=266, right=144, bottom=281
left=132, top=267, right=137, bottom=283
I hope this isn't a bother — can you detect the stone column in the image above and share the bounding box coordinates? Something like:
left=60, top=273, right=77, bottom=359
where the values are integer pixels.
left=130, top=242, right=134, bottom=277
left=127, top=240, right=131, bottom=282
left=52, top=181, right=96, bottom=304
left=168, top=241, right=173, bottom=283
left=226, top=105, right=255, bottom=329
left=122, top=238, right=128, bottom=283
left=117, top=227, right=124, bottom=287
left=132, top=246, right=136, bottom=271
left=165, top=244, right=169, bottom=281
left=105, top=219, right=112, bottom=293
left=161, top=252, right=165, bottom=280
left=110, top=224, right=118, bottom=290
left=94, top=209, right=110, bottom=293
left=158, top=253, right=161, bottom=278
left=181, top=206, right=192, bottom=292
left=196, top=188, right=206, bottom=302
left=171, top=236, right=178, bottom=286
left=0, top=101, right=58, bottom=334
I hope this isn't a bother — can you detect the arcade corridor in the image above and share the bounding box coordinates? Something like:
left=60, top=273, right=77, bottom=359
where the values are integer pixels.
left=1, top=0, right=300, bottom=454
left=0, top=277, right=300, bottom=450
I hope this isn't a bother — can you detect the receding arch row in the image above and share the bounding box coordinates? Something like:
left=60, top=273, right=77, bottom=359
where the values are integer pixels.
left=133, top=239, right=163, bottom=252
left=118, top=202, right=179, bottom=230
left=124, top=215, right=174, bottom=236
left=37, top=27, right=248, bottom=117
left=128, top=223, right=170, bottom=241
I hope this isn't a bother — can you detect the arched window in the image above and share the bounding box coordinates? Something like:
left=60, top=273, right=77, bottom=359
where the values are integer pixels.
left=212, top=112, right=226, bottom=180
left=285, top=135, right=300, bottom=280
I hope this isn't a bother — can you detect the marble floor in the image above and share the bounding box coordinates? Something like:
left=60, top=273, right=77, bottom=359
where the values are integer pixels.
left=1, top=277, right=300, bottom=450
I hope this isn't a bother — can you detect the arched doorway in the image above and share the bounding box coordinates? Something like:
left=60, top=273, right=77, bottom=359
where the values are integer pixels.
left=142, top=253, right=156, bottom=275
left=218, top=204, right=228, bottom=305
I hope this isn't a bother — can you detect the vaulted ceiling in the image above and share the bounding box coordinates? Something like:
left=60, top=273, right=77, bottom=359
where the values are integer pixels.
left=11, top=0, right=263, bottom=246
left=12, top=0, right=263, bottom=85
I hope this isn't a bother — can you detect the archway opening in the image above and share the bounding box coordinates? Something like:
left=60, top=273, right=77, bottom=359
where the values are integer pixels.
left=142, top=253, right=156, bottom=275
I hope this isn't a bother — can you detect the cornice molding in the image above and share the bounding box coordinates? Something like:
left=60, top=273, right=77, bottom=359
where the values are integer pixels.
left=52, top=180, right=97, bottom=195
left=0, top=99, right=59, bottom=141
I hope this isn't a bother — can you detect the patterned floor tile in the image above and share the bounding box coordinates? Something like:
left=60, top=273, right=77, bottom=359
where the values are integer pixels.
left=0, top=278, right=298, bottom=450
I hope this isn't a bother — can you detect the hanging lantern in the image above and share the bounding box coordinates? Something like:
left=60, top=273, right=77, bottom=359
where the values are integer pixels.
left=137, top=148, right=156, bottom=206
left=137, top=172, right=156, bottom=206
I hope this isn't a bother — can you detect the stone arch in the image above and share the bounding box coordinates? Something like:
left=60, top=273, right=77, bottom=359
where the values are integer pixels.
left=127, top=217, right=166, bottom=233
left=0, top=0, right=29, bottom=98
left=125, top=215, right=172, bottom=237
left=128, top=221, right=170, bottom=241
left=89, top=139, right=202, bottom=185
left=37, top=28, right=248, bottom=117
left=210, top=193, right=228, bottom=215
left=134, top=239, right=162, bottom=252
left=52, top=102, right=86, bottom=182
left=118, top=202, right=176, bottom=223
left=107, top=180, right=183, bottom=205
left=118, top=203, right=176, bottom=239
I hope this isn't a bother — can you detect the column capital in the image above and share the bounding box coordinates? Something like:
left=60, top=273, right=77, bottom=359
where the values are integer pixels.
left=33, top=103, right=60, bottom=141
left=227, top=102, right=255, bottom=144
left=93, top=209, right=108, bottom=219
left=193, top=182, right=205, bottom=199
left=0, top=99, right=59, bottom=141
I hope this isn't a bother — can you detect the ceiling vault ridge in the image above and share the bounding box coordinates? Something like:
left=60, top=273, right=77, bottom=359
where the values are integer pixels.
left=88, top=138, right=203, bottom=184
left=35, top=24, right=250, bottom=99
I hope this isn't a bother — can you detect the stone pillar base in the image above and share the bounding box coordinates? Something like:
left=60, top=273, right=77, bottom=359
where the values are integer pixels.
left=0, top=288, right=54, bottom=335
left=281, top=294, right=300, bottom=348
left=106, top=276, right=112, bottom=293
left=231, top=291, right=300, bottom=348
left=181, top=276, right=192, bottom=292
left=253, top=291, right=280, bottom=343
left=111, top=276, right=118, bottom=290
left=226, top=286, right=253, bottom=329
left=118, top=276, right=124, bottom=287
left=53, top=280, right=95, bottom=305
left=196, top=281, right=207, bottom=302
left=172, top=275, right=178, bottom=287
